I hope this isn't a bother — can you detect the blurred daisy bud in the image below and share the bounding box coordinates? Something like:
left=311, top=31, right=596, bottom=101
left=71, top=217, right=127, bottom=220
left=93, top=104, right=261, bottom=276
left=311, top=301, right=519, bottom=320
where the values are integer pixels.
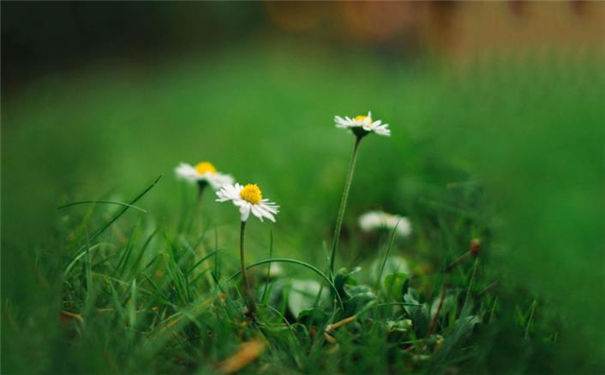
left=358, top=211, right=412, bottom=238
left=258, top=263, right=284, bottom=280
left=470, top=238, right=481, bottom=257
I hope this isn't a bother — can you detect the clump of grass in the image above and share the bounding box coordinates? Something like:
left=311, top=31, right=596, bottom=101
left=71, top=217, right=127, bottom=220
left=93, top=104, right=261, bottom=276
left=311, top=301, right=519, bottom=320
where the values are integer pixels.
left=2, top=145, right=529, bottom=374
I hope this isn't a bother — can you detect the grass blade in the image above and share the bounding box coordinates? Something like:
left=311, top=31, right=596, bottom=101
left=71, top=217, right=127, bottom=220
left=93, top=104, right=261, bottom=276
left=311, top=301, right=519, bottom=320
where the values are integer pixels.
left=225, top=258, right=344, bottom=311
left=58, top=200, right=147, bottom=213
left=261, top=230, right=274, bottom=304
left=63, top=174, right=163, bottom=279
left=376, top=220, right=400, bottom=292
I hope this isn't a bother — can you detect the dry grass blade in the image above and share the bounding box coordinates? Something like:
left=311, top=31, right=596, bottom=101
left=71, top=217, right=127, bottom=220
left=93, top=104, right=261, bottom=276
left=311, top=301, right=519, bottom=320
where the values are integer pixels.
left=216, top=339, right=266, bottom=374
left=325, top=315, right=356, bottom=334
left=60, top=310, right=84, bottom=325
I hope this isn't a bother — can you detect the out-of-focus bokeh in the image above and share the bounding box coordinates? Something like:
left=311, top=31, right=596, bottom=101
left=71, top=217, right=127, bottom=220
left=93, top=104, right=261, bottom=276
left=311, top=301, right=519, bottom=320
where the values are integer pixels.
left=4, top=1, right=604, bottom=86
left=2, top=1, right=604, bottom=373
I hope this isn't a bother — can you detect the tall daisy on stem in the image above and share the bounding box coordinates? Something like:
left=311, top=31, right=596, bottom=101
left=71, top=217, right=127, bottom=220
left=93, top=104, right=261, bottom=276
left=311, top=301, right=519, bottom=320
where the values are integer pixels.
left=330, top=112, right=391, bottom=276
left=216, top=183, right=279, bottom=317
left=175, top=161, right=234, bottom=232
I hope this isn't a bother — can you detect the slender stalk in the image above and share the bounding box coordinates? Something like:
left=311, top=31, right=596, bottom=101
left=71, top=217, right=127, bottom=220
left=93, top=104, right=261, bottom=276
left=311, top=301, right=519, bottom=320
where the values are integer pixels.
left=489, top=297, right=498, bottom=324
left=445, top=252, right=472, bottom=273
left=428, top=244, right=476, bottom=337
left=477, top=280, right=499, bottom=297
left=329, top=135, right=363, bottom=277
left=428, top=242, right=482, bottom=340
left=239, top=221, right=257, bottom=317
left=445, top=239, right=481, bottom=273
left=194, top=182, right=215, bottom=287
left=260, top=230, right=274, bottom=304
left=194, top=182, right=206, bottom=235
left=375, top=220, right=400, bottom=292
left=427, top=278, right=447, bottom=337
left=463, top=258, right=479, bottom=307
left=524, top=299, right=537, bottom=340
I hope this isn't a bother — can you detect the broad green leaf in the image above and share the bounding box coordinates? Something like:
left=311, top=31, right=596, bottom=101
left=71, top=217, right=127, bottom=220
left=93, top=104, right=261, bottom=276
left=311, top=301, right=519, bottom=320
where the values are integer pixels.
left=387, top=319, right=413, bottom=333
left=298, top=307, right=329, bottom=327
left=343, top=284, right=376, bottom=315
left=288, top=279, right=329, bottom=318
left=334, top=266, right=361, bottom=299
left=370, top=256, right=410, bottom=285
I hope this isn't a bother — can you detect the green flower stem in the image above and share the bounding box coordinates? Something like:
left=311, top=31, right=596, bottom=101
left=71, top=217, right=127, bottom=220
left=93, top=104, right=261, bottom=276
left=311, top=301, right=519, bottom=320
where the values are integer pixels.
left=195, top=182, right=217, bottom=287
left=329, top=134, right=363, bottom=277
left=194, top=182, right=207, bottom=235
left=239, top=220, right=257, bottom=317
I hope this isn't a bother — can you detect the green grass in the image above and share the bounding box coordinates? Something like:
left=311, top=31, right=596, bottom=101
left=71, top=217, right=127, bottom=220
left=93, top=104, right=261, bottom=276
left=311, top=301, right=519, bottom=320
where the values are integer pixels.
left=2, top=40, right=604, bottom=374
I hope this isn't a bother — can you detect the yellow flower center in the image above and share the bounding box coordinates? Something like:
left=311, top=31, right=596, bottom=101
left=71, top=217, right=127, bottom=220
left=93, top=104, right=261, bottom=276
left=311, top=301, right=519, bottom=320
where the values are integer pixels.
left=355, top=115, right=371, bottom=122
left=240, top=184, right=262, bottom=205
left=195, top=162, right=217, bottom=175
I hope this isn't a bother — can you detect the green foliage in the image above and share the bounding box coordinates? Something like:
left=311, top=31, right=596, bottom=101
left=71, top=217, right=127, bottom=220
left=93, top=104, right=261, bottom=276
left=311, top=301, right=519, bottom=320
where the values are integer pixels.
left=2, top=42, right=603, bottom=374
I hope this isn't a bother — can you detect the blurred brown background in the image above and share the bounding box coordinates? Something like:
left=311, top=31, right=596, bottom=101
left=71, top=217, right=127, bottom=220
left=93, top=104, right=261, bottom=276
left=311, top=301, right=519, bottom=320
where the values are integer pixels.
left=3, top=1, right=603, bottom=90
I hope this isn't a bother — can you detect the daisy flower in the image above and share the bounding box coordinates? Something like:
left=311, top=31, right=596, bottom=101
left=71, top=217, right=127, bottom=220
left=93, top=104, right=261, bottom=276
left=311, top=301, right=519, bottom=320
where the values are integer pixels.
left=328, top=112, right=391, bottom=275
left=359, top=210, right=412, bottom=237
left=334, top=111, right=391, bottom=137
left=175, top=161, right=234, bottom=190
left=218, top=183, right=279, bottom=318
left=216, top=183, right=279, bottom=222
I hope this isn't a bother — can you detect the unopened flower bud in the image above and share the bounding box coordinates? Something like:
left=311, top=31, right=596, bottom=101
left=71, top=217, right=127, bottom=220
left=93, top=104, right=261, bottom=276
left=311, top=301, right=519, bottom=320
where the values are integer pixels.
left=470, top=239, right=481, bottom=257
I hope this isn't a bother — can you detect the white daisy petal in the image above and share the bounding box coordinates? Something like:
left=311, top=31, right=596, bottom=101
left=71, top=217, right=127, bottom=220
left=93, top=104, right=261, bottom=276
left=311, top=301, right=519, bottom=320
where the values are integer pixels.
left=229, top=184, right=241, bottom=197
left=217, top=186, right=233, bottom=202
left=175, top=163, right=200, bottom=183
left=251, top=205, right=265, bottom=222
left=334, top=116, right=347, bottom=124
left=240, top=204, right=251, bottom=222
left=233, top=199, right=247, bottom=208
left=262, top=202, right=279, bottom=214
left=258, top=204, right=276, bottom=222
left=255, top=203, right=274, bottom=218
left=375, top=126, right=391, bottom=136
left=208, top=173, right=235, bottom=190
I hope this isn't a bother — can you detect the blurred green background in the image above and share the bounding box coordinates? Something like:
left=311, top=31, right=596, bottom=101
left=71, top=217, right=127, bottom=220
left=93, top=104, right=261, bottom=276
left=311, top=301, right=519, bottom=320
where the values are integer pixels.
left=2, top=1, right=604, bottom=373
